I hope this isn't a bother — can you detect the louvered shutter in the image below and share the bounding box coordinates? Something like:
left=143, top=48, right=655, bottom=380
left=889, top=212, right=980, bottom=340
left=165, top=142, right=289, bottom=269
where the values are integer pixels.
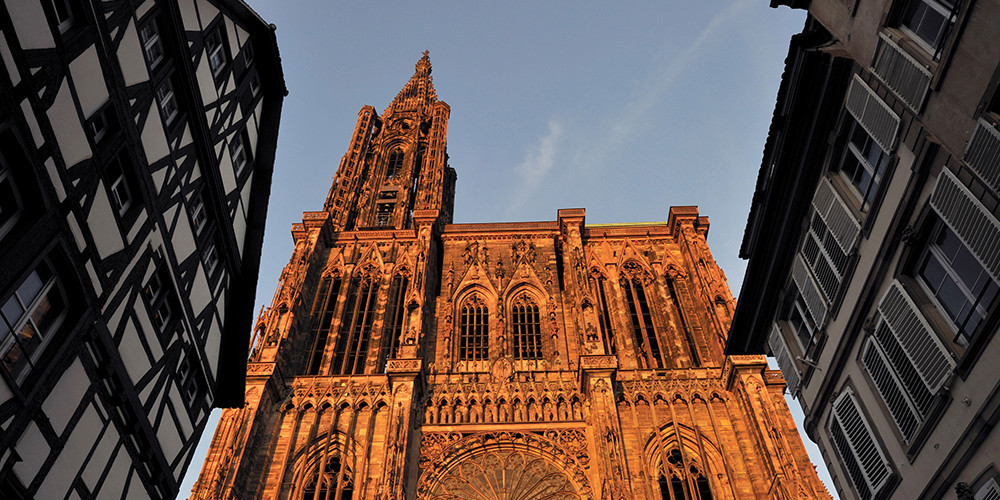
left=792, top=255, right=828, bottom=328
left=929, top=169, right=1000, bottom=282
left=871, top=33, right=931, bottom=113
left=976, top=478, right=1000, bottom=500
left=878, top=281, right=955, bottom=393
left=845, top=74, right=901, bottom=152
left=769, top=323, right=801, bottom=397
left=812, top=178, right=862, bottom=254
left=964, top=118, right=1000, bottom=195
left=862, top=336, right=922, bottom=441
left=830, top=390, right=893, bottom=499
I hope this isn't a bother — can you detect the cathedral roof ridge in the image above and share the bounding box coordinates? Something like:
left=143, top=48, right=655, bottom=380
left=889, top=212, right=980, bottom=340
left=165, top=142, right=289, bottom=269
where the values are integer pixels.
left=387, top=50, right=438, bottom=112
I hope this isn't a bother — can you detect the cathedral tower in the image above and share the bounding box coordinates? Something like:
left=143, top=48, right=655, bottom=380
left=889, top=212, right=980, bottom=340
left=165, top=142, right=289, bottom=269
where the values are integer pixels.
left=190, top=54, right=830, bottom=500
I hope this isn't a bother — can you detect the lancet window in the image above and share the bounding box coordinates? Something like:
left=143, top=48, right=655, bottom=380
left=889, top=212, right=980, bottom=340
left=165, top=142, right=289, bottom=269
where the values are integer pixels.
left=666, top=278, right=700, bottom=366
left=381, top=272, right=409, bottom=366
left=331, top=271, right=379, bottom=375
left=590, top=271, right=617, bottom=355
left=458, top=295, right=489, bottom=361
left=302, top=455, right=353, bottom=500
left=621, top=262, right=663, bottom=369
left=510, top=293, right=542, bottom=359
left=656, top=449, right=713, bottom=500
left=385, top=149, right=404, bottom=180
left=307, top=274, right=342, bottom=375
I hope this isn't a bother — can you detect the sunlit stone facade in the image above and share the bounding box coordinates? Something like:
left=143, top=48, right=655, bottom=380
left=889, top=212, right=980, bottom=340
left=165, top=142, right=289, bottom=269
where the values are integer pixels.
left=192, top=54, right=828, bottom=500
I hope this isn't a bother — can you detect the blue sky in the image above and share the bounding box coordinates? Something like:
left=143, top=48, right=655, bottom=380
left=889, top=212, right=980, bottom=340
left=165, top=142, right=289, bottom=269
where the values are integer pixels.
left=178, top=1, right=839, bottom=497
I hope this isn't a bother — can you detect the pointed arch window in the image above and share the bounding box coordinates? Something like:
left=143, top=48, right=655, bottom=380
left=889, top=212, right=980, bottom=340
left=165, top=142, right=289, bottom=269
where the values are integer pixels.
left=621, top=263, right=663, bottom=369
left=381, top=272, right=409, bottom=366
left=459, top=295, right=489, bottom=361
left=302, top=455, right=353, bottom=500
left=666, top=277, right=700, bottom=367
left=332, top=272, right=379, bottom=375
left=590, top=272, right=617, bottom=355
left=385, top=149, right=404, bottom=180
left=511, top=293, right=542, bottom=359
left=306, top=274, right=342, bottom=375
left=656, top=449, right=713, bottom=500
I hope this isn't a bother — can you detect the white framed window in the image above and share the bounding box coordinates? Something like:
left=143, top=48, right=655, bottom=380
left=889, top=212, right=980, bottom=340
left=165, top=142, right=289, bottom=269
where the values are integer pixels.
left=49, top=0, right=74, bottom=33
left=143, top=270, right=174, bottom=335
left=156, top=80, right=178, bottom=125
left=229, top=133, right=247, bottom=175
left=87, top=110, right=109, bottom=142
left=899, top=0, right=958, bottom=57
left=202, top=239, right=219, bottom=276
left=189, top=196, right=207, bottom=235
left=0, top=158, right=22, bottom=242
left=139, top=21, right=164, bottom=68
left=107, top=160, right=132, bottom=215
left=840, top=116, right=892, bottom=208
left=205, top=29, right=227, bottom=75
left=916, top=220, right=999, bottom=343
left=0, top=261, right=66, bottom=384
left=177, top=347, right=204, bottom=405
left=786, top=288, right=818, bottom=353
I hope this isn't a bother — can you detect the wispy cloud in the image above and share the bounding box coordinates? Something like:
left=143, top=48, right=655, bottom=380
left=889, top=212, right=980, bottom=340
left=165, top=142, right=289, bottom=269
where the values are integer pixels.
left=574, top=0, right=753, bottom=170
left=507, top=119, right=563, bottom=217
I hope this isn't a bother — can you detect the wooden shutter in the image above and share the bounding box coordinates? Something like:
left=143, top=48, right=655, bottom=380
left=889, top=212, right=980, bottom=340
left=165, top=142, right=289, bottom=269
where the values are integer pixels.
left=871, top=33, right=931, bottom=113
left=792, top=255, right=828, bottom=328
left=862, top=335, right=922, bottom=441
left=877, top=281, right=955, bottom=393
left=976, top=478, right=1000, bottom=500
left=830, top=389, right=893, bottom=498
left=845, top=74, right=901, bottom=152
left=929, top=169, right=1000, bottom=282
left=964, top=118, right=1000, bottom=194
left=769, top=323, right=801, bottom=397
left=812, top=178, right=862, bottom=254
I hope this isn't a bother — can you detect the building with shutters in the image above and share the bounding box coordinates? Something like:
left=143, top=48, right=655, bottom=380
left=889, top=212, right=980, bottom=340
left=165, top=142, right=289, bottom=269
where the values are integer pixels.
left=728, top=0, right=1000, bottom=499
left=0, top=0, right=284, bottom=498
left=189, top=52, right=830, bottom=500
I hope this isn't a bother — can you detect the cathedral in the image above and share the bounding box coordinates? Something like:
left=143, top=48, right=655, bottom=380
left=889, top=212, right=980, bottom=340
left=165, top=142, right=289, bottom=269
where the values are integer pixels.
left=190, top=53, right=829, bottom=500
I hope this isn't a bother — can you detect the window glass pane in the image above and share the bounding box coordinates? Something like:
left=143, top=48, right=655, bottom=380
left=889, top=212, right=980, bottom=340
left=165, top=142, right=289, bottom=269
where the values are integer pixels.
left=17, top=271, right=43, bottom=305
left=31, top=288, right=63, bottom=333
left=2, top=296, right=23, bottom=322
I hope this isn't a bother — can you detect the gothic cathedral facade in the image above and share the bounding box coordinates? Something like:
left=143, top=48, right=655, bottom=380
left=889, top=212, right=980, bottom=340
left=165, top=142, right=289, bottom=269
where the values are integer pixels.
left=190, top=54, right=830, bottom=500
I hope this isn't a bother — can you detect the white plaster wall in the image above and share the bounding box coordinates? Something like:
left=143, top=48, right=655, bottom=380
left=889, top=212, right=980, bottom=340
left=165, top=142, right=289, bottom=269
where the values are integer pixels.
left=48, top=81, right=92, bottom=167
left=35, top=404, right=102, bottom=499
left=118, top=319, right=152, bottom=385
left=7, top=0, right=54, bottom=49
left=13, top=422, right=48, bottom=485
left=69, top=46, right=109, bottom=117
left=1, top=32, right=21, bottom=85
left=19, top=99, right=42, bottom=147
left=86, top=179, right=126, bottom=259
left=41, top=358, right=88, bottom=435
left=195, top=0, right=219, bottom=27
left=177, top=0, right=201, bottom=32
left=204, top=321, right=221, bottom=378
left=116, top=20, right=149, bottom=87
left=140, top=101, right=170, bottom=166
left=81, top=421, right=118, bottom=490
left=167, top=203, right=197, bottom=265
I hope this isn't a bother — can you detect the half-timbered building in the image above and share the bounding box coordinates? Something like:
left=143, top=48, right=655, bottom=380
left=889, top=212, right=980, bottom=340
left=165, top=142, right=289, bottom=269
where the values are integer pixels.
left=0, top=0, right=284, bottom=498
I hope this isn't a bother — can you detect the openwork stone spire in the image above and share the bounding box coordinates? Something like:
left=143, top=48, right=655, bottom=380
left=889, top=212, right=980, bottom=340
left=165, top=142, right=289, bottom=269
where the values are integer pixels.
left=387, top=50, right=437, bottom=112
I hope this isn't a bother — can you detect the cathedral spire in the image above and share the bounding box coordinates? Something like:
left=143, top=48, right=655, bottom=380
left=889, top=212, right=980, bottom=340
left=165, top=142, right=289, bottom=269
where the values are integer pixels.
left=387, top=51, right=437, bottom=112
